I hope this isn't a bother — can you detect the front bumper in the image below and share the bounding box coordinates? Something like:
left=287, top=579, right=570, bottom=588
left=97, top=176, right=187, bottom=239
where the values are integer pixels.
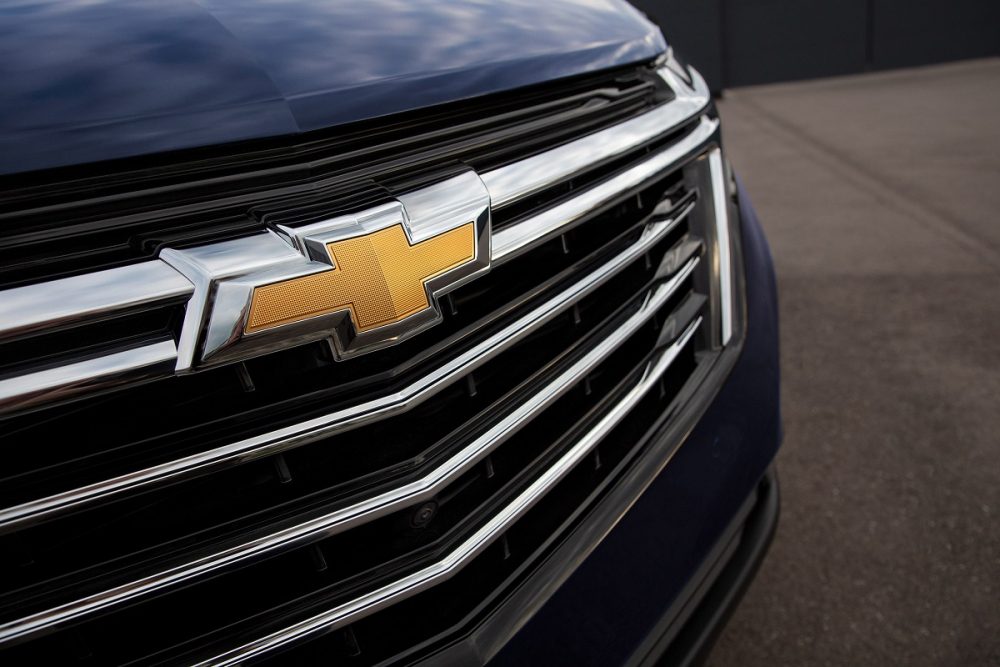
left=630, top=467, right=779, bottom=666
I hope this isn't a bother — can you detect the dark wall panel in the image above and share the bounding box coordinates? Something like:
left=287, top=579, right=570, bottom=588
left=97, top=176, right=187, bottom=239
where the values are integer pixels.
left=872, top=0, right=1000, bottom=69
left=629, top=0, right=998, bottom=90
left=723, top=0, right=868, bottom=86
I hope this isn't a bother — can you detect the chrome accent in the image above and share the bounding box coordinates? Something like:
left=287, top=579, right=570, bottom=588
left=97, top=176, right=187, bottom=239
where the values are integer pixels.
left=0, top=341, right=178, bottom=414
left=491, top=116, right=719, bottom=263
left=0, top=200, right=696, bottom=535
left=708, top=148, right=734, bottom=344
left=197, top=317, right=703, bottom=667
left=162, top=170, right=491, bottom=370
left=482, top=67, right=710, bottom=209
left=0, top=255, right=699, bottom=646
left=0, top=262, right=192, bottom=342
left=161, top=231, right=300, bottom=373
left=661, top=47, right=694, bottom=87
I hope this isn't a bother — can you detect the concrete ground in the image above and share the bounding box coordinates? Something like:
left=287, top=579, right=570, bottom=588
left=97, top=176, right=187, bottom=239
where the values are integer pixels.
left=706, top=59, right=1000, bottom=666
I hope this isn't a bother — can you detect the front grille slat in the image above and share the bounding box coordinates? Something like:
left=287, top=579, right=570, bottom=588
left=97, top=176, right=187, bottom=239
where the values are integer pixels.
left=0, top=262, right=191, bottom=343
left=491, top=116, right=717, bottom=262
left=0, top=61, right=734, bottom=665
left=0, top=340, right=179, bottom=416
left=483, top=93, right=710, bottom=209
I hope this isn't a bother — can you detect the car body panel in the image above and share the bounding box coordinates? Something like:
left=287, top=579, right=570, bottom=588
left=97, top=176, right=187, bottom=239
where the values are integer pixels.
left=0, top=0, right=664, bottom=175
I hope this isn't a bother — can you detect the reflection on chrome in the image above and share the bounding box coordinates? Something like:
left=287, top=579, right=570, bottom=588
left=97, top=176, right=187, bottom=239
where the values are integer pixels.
left=0, top=262, right=192, bottom=342
left=0, top=340, right=178, bottom=414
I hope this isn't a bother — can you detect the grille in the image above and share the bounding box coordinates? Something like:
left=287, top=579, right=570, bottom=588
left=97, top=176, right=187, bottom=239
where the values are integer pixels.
left=0, top=59, right=736, bottom=665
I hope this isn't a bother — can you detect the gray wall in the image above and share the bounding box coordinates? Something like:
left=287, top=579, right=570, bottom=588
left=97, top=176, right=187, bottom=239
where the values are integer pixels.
left=630, top=0, right=1000, bottom=91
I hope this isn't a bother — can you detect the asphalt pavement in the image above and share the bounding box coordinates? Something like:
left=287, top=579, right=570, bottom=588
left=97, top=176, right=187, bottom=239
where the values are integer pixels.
left=705, top=59, right=1000, bottom=667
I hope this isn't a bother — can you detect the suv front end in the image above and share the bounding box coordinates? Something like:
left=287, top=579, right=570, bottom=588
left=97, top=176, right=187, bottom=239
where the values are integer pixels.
left=0, top=2, right=780, bottom=664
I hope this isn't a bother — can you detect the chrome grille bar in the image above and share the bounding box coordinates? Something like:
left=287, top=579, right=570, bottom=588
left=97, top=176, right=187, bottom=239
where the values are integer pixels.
left=0, top=261, right=192, bottom=342
left=492, top=115, right=718, bottom=262
left=0, top=256, right=700, bottom=646
left=708, top=147, right=735, bottom=344
left=0, top=340, right=178, bottom=413
left=482, top=65, right=710, bottom=208
left=0, top=200, right=697, bottom=534
left=197, top=317, right=703, bottom=667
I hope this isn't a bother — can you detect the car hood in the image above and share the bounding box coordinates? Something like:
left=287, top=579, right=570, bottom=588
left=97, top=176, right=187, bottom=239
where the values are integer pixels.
left=0, top=0, right=665, bottom=175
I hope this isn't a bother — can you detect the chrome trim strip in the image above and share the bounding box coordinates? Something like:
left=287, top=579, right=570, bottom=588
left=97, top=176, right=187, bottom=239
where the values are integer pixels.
left=0, top=258, right=699, bottom=646
left=0, top=341, right=178, bottom=414
left=0, top=262, right=193, bottom=342
left=482, top=67, right=711, bottom=209
left=491, top=116, right=719, bottom=263
left=708, top=148, right=734, bottom=345
left=0, top=201, right=696, bottom=535
left=198, top=317, right=703, bottom=667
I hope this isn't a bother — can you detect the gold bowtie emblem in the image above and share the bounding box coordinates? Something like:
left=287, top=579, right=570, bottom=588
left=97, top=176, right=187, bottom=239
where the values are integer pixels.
left=246, top=222, right=476, bottom=334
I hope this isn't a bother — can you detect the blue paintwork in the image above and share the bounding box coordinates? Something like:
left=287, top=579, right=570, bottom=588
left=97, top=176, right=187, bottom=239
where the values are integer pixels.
left=0, top=0, right=664, bottom=175
left=492, top=180, right=782, bottom=665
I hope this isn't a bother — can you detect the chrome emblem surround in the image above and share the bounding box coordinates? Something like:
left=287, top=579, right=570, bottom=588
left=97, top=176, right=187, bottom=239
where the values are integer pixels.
left=161, top=170, right=492, bottom=371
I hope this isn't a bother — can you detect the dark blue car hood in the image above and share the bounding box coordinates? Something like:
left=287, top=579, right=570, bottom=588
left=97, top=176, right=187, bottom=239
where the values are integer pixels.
left=0, top=0, right=665, bottom=175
